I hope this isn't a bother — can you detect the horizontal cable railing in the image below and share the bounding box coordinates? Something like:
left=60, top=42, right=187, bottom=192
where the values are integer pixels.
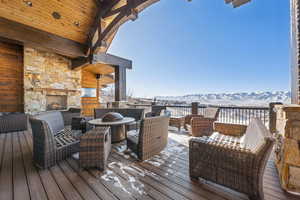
left=128, top=104, right=269, bottom=126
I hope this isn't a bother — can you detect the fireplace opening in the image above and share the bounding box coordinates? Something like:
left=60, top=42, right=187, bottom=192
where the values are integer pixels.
left=46, top=95, right=67, bottom=111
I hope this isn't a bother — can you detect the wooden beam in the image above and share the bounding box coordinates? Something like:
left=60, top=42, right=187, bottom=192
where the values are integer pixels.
left=92, top=0, right=159, bottom=53
left=72, top=52, right=132, bottom=70
left=87, top=0, right=120, bottom=54
left=92, top=53, right=132, bottom=69
left=0, top=17, right=87, bottom=58
left=71, top=56, right=92, bottom=69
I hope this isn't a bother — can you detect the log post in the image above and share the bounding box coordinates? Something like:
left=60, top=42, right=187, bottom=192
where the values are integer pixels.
left=191, top=102, right=199, bottom=115
left=115, top=66, right=126, bottom=102
left=269, top=102, right=283, bottom=133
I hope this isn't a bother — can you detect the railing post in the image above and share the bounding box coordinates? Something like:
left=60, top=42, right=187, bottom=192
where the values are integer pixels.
left=191, top=102, right=199, bottom=115
left=269, top=102, right=283, bottom=133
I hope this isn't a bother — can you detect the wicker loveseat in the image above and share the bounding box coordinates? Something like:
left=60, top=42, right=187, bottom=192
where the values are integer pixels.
left=127, top=115, right=170, bottom=161
left=0, top=112, right=28, bottom=134
left=189, top=118, right=275, bottom=200
left=30, top=111, right=81, bottom=169
left=94, top=108, right=144, bottom=131
left=185, top=107, right=220, bottom=137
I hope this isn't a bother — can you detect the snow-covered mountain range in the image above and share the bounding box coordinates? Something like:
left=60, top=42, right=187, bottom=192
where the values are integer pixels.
left=155, top=91, right=291, bottom=106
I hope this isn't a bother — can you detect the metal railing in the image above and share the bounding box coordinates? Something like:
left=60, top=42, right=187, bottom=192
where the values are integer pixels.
left=128, top=104, right=269, bottom=126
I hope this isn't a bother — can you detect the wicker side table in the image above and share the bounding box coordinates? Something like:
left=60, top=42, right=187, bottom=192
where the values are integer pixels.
left=169, top=116, right=185, bottom=131
left=79, top=126, right=111, bottom=170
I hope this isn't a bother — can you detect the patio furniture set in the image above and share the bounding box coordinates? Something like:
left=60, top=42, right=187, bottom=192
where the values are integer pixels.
left=0, top=105, right=274, bottom=200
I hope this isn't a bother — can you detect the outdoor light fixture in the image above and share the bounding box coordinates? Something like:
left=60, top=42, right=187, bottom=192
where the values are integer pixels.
left=225, top=0, right=251, bottom=8
left=96, top=74, right=102, bottom=79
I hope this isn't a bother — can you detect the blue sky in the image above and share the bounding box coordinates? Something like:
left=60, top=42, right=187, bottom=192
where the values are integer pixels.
left=108, top=0, right=290, bottom=98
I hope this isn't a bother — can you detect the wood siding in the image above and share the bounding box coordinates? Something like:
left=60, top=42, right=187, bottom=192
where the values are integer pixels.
left=0, top=41, right=23, bottom=112
left=81, top=97, right=100, bottom=117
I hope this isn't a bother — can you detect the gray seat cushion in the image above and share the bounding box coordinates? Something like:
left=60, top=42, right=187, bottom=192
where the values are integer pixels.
left=35, top=111, right=65, bottom=136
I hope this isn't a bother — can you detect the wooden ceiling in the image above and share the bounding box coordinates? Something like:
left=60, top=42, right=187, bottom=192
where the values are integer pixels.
left=0, top=0, right=160, bottom=59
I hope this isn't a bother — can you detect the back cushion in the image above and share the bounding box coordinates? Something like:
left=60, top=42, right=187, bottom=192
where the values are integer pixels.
left=204, top=107, right=219, bottom=119
left=241, top=118, right=271, bottom=153
left=35, top=111, right=64, bottom=135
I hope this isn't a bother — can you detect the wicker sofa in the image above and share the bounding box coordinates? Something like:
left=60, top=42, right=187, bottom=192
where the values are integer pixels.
left=189, top=118, right=275, bottom=200
left=94, top=108, right=144, bottom=131
left=127, top=115, right=170, bottom=161
left=185, top=107, right=220, bottom=137
left=30, top=111, right=82, bottom=168
left=0, top=112, right=28, bottom=133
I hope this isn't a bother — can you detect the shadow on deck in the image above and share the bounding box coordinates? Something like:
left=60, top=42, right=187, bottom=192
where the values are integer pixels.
left=0, top=129, right=298, bottom=200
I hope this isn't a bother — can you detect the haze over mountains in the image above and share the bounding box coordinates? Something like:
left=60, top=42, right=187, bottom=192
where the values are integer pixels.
left=156, top=91, right=291, bottom=106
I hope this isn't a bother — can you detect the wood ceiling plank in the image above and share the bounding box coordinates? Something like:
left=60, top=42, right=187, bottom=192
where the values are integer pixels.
left=83, top=64, right=115, bottom=75
left=0, top=0, right=98, bottom=43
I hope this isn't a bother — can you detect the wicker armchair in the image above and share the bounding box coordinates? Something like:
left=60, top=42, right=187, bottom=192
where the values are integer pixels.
left=0, top=112, right=28, bottom=133
left=184, top=114, right=203, bottom=130
left=30, top=111, right=81, bottom=169
left=185, top=107, right=220, bottom=137
left=189, top=118, right=275, bottom=200
left=127, top=116, right=170, bottom=161
left=145, top=105, right=167, bottom=117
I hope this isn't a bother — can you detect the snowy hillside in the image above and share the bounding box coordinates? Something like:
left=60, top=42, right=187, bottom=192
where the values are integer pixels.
left=155, top=91, right=291, bottom=106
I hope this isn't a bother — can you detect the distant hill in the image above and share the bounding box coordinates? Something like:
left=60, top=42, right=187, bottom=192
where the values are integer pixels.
left=155, top=91, right=291, bottom=106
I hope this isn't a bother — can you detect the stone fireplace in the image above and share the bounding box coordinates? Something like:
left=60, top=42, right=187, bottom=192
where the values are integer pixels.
left=23, top=47, right=81, bottom=114
left=46, top=95, right=67, bottom=111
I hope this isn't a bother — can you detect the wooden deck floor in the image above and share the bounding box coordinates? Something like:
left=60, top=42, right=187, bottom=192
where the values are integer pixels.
left=0, top=129, right=298, bottom=200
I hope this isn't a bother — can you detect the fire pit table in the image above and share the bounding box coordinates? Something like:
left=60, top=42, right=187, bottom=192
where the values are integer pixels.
left=88, top=116, right=135, bottom=143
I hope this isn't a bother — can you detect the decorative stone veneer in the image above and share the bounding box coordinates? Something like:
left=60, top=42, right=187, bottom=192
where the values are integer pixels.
left=24, top=47, right=81, bottom=114
left=275, top=104, right=300, bottom=194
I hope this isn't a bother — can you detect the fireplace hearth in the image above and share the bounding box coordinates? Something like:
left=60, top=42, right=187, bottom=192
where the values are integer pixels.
left=46, top=95, right=67, bottom=111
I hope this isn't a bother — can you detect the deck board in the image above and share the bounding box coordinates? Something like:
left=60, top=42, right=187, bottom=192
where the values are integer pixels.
left=0, top=129, right=298, bottom=200
left=0, top=133, right=13, bottom=200
left=13, top=132, right=30, bottom=200
left=19, top=131, right=48, bottom=200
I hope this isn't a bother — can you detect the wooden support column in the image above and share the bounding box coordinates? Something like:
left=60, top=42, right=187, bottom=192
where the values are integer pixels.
left=191, top=102, right=199, bottom=115
left=96, top=80, right=100, bottom=102
left=115, top=66, right=126, bottom=101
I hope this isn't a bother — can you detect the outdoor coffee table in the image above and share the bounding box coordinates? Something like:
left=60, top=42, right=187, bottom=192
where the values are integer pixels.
left=169, top=116, right=185, bottom=131
left=88, top=117, right=135, bottom=143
